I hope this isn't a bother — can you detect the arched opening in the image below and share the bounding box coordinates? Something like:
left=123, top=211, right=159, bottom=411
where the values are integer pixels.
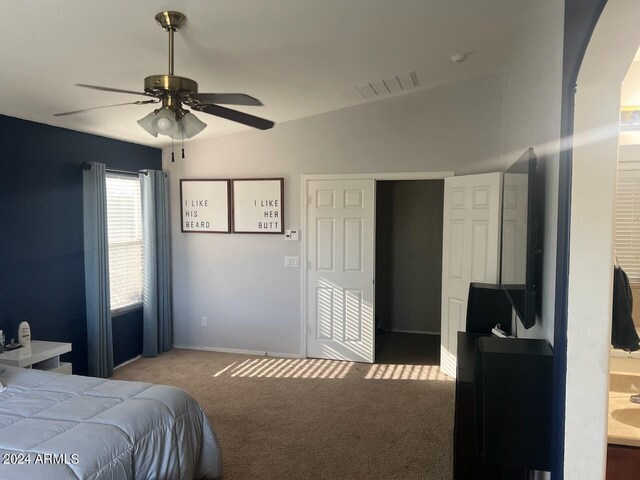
left=567, top=0, right=640, bottom=477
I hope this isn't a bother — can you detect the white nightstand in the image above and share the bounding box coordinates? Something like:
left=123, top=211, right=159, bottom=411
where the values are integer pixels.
left=0, top=341, right=72, bottom=374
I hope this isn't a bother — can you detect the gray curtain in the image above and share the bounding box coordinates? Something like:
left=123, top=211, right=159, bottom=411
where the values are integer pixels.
left=83, top=162, right=114, bottom=378
left=141, top=170, right=172, bottom=357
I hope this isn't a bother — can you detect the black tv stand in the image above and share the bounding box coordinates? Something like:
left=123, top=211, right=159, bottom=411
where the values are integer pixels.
left=454, top=332, right=552, bottom=479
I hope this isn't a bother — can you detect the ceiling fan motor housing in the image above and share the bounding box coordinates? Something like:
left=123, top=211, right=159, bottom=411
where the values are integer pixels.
left=144, top=75, right=198, bottom=96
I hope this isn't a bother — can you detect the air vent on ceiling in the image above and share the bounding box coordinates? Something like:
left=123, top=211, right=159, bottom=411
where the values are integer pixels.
left=355, top=71, right=419, bottom=100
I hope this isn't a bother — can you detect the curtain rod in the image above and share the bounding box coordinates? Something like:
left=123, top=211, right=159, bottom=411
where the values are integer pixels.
left=79, top=162, right=149, bottom=176
left=106, top=168, right=148, bottom=177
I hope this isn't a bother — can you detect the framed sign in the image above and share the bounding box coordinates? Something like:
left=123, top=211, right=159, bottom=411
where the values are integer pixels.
left=180, top=179, right=231, bottom=233
left=232, top=178, right=284, bottom=234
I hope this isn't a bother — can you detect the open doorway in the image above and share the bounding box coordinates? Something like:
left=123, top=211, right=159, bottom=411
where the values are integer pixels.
left=607, top=45, right=640, bottom=476
left=302, top=172, right=452, bottom=365
left=374, top=180, right=444, bottom=365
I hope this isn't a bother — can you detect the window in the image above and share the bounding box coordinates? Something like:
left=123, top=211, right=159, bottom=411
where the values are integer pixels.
left=615, top=163, right=640, bottom=284
left=106, top=172, right=143, bottom=311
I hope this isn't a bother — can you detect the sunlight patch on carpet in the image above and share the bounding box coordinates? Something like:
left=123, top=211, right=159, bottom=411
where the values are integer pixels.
left=364, top=363, right=452, bottom=381
left=211, top=358, right=453, bottom=381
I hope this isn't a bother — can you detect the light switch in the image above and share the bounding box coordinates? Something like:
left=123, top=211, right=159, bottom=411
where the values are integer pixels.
left=284, top=256, right=300, bottom=268
left=285, top=229, right=299, bottom=241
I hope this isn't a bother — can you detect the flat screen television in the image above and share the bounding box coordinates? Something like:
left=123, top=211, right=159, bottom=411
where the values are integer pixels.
left=500, top=148, right=540, bottom=329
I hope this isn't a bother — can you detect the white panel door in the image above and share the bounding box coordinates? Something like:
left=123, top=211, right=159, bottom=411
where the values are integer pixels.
left=440, top=173, right=502, bottom=378
left=306, top=179, right=375, bottom=363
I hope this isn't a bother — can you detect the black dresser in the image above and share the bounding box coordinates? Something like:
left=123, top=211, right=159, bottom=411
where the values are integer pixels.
left=453, top=332, right=553, bottom=479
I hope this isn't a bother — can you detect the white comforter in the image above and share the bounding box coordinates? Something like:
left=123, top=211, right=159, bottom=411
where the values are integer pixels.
left=0, top=366, right=222, bottom=480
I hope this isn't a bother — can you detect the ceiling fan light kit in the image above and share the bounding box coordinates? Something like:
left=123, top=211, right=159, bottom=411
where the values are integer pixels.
left=55, top=10, right=274, bottom=155
left=180, top=112, right=207, bottom=138
left=137, top=111, right=159, bottom=138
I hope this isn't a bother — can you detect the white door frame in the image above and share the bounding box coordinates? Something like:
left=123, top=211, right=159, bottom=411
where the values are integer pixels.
left=300, top=171, right=455, bottom=358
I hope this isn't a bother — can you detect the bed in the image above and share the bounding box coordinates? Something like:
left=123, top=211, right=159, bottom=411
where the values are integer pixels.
left=0, top=366, right=222, bottom=480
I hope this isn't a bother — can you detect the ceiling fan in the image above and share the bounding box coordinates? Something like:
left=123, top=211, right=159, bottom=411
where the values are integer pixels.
left=54, top=11, right=274, bottom=142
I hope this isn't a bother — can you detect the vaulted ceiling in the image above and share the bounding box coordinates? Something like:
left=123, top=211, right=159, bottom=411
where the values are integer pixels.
left=0, top=0, right=528, bottom=146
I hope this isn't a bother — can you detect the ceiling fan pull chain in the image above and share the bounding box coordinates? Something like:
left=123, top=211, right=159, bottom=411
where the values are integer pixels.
left=171, top=136, right=175, bottom=162
left=181, top=135, right=185, bottom=159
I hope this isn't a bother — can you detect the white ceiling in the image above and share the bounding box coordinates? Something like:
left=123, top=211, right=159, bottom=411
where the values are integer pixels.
left=0, top=0, right=528, bottom=147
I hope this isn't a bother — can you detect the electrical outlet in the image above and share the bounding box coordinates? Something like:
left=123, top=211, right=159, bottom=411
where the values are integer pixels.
left=201, top=316, right=208, bottom=327
left=284, top=256, right=300, bottom=268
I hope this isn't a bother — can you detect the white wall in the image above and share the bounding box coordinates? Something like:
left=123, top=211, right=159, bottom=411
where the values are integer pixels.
left=499, top=2, right=564, bottom=478
left=500, top=0, right=564, bottom=347
left=164, top=73, right=504, bottom=355
left=566, top=1, right=640, bottom=479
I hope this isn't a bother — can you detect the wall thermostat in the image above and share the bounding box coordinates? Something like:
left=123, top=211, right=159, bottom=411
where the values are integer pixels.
left=285, top=229, right=299, bottom=241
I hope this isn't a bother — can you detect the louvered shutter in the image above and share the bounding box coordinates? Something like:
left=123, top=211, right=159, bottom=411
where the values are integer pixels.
left=615, top=165, right=640, bottom=283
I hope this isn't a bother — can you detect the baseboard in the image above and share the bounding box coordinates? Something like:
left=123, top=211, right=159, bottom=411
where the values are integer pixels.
left=173, top=344, right=303, bottom=359
left=388, top=329, right=440, bottom=335
left=114, top=354, right=142, bottom=370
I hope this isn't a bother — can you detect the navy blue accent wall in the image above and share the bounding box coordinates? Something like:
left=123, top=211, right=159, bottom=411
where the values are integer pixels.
left=0, top=114, right=161, bottom=375
left=112, top=307, right=144, bottom=367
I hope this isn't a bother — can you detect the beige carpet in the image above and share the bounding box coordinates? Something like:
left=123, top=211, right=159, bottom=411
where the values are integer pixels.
left=113, top=348, right=455, bottom=480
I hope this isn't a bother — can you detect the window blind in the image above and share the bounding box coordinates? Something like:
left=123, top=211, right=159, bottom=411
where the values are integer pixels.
left=106, top=173, right=143, bottom=310
left=615, top=165, right=640, bottom=284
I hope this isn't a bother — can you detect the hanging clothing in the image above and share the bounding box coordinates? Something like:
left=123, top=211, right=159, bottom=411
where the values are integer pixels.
left=611, top=266, right=640, bottom=352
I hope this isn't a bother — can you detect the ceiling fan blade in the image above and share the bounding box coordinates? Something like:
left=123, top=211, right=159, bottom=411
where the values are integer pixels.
left=54, top=100, right=159, bottom=117
left=75, top=84, right=156, bottom=98
left=194, top=104, right=274, bottom=130
left=184, top=93, right=263, bottom=106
